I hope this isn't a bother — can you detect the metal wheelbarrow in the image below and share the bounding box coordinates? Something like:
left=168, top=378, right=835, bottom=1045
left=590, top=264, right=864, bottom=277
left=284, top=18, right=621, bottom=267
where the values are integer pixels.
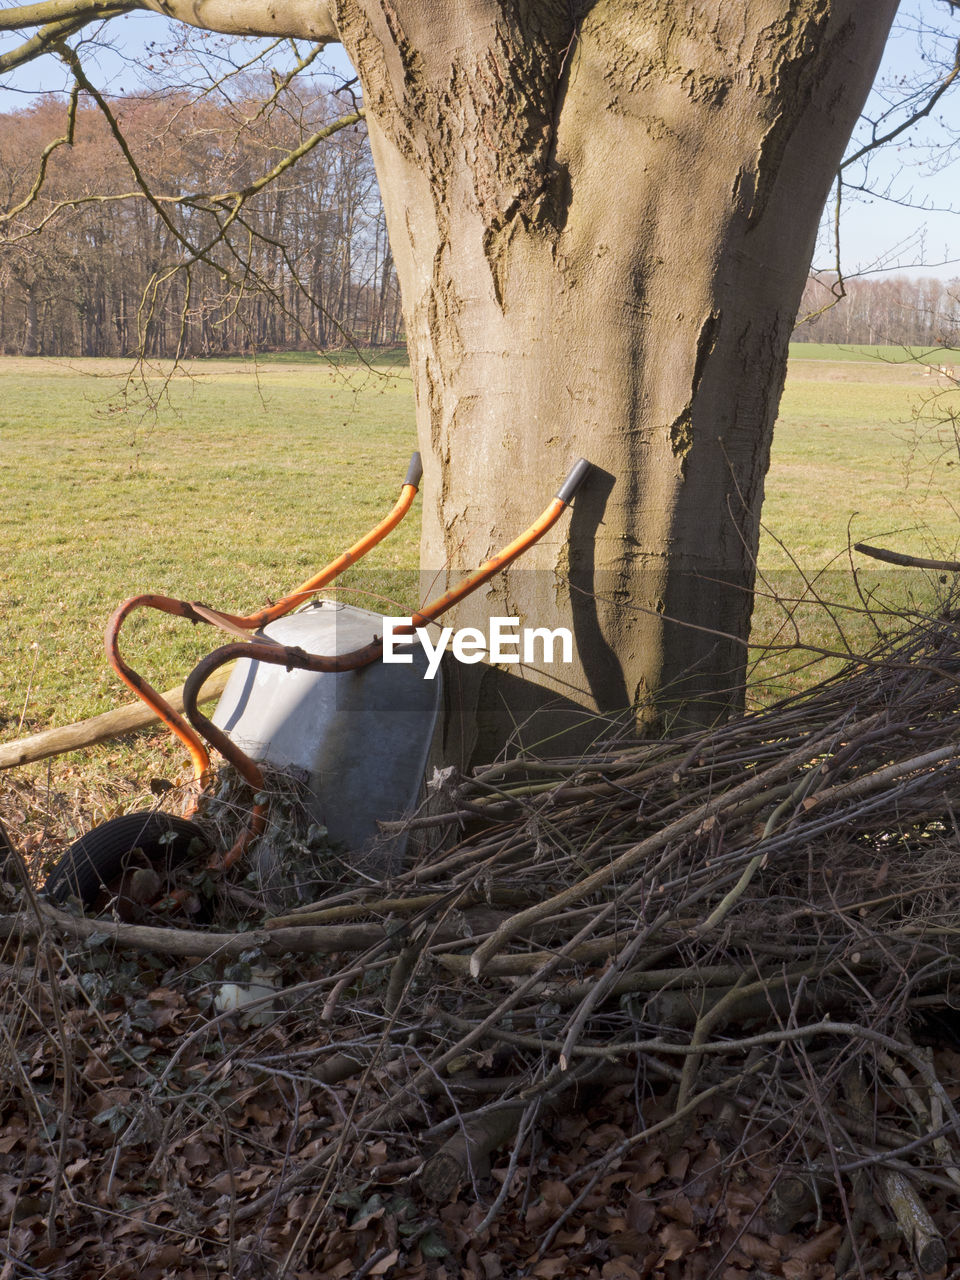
left=43, top=455, right=592, bottom=907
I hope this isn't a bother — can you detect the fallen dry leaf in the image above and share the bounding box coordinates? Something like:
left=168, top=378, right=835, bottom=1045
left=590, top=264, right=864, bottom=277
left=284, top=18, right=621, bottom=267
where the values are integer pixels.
left=658, top=1221, right=699, bottom=1263
left=369, top=1249, right=399, bottom=1275
left=529, top=1256, right=569, bottom=1278
left=625, top=1194, right=656, bottom=1234
left=786, top=1222, right=843, bottom=1266
left=601, top=1259, right=643, bottom=1280
left=736, top=1231, right=782, bottom=1265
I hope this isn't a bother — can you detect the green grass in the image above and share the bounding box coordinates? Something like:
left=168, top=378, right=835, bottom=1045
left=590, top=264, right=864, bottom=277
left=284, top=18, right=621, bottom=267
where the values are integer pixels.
left=762, top=349, right=959, bottom=564
left=0, top=356, right=419, bottom=738
left=233, top=345, right=409, bottom=367
left=2, top=345, right=958, bottom=745
left=788, top=342, right=959, bottom=364
left=748, top=346, right=959, bottom=701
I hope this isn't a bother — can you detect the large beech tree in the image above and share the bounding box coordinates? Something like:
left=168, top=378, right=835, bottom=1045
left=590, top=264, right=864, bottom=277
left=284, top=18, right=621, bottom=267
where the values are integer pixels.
left=2, top=1, right=903, bottom=760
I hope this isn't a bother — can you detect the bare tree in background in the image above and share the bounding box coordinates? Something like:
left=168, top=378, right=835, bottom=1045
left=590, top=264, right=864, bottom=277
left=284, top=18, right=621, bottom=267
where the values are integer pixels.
left=0, top=81, right=402, bottom=355
left=796, top=273, right=960, bottom=346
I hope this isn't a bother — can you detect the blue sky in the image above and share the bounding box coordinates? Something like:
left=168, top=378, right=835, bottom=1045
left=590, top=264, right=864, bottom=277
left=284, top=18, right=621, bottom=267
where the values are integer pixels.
left=818, top=1, right=960, bottom=281
left=1, top=2, right=958, bottom=282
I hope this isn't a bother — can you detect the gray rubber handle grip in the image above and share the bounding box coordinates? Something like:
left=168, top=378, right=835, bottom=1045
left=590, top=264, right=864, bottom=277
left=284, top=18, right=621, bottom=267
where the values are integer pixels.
left=404, top=452, right=423, bottom=489
left=556, top=458, right=593, bottom=504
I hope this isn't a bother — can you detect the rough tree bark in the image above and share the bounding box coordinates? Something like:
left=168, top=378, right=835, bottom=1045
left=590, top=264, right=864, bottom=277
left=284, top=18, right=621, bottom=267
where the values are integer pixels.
left=330, top=0, right=899, bottom=762
left=5, top=0, right=901, bottom=760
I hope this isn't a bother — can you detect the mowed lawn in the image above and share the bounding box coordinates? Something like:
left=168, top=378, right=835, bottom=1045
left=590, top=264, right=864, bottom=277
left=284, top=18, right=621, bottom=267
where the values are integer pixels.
left=750, top=347, right=959, bottom=699
left=1, top=346, right=958, bottom=741
left=0, top=355, right=420, bottom=739
left=762, top=347, right=958, bottom=565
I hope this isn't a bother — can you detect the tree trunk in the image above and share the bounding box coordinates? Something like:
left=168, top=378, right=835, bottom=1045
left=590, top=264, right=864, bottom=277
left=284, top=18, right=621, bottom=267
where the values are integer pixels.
left=21, top=281, right=39, bottom=356
left=334, top=0, right=897, bottom=763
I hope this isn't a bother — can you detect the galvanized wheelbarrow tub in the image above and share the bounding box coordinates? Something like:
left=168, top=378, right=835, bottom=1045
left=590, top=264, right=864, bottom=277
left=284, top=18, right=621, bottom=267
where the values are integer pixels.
left=211, top=599, right=441, bottom=853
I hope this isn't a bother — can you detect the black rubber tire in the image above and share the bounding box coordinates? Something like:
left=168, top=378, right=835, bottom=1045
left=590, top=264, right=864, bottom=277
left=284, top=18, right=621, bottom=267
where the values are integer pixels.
left=43, top=810, right=209, bottom=906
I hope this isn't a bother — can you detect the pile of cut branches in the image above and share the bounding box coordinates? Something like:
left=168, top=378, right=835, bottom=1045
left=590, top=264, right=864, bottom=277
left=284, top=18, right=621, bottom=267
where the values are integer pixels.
left=4, top=606, right=960, bottom=1275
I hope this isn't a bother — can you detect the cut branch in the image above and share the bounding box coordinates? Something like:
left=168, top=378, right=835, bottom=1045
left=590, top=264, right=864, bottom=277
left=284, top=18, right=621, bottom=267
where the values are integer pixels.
left=876, top=1169, right=948, bottom=1274
left=418, top=1102, right=526, bottom=1203
left=854, top=542, right=960, bottom=572
left=0, top=666, right=232, bottom=769
left=3, top=900, right=519, bottom=959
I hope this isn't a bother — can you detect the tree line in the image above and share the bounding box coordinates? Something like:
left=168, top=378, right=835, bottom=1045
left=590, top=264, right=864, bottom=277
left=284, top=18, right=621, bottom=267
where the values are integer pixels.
left=3, top=89, right=959, bottom=360
left=796, top=271, right=960, bottom=348
left=0, top=85, right=403, bottom=358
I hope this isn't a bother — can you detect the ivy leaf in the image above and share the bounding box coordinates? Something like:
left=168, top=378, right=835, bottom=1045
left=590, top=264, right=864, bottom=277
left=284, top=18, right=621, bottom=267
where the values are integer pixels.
left=421, top=1232, right=449, bottom=1259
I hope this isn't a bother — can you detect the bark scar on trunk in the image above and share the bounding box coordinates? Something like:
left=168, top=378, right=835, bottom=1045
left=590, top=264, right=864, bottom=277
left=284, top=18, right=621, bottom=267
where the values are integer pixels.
left=668, top=308, right=721, bottom=467
left=746, top=2, right=844, bottom=227
left=339, top=1, right=576, bottom=309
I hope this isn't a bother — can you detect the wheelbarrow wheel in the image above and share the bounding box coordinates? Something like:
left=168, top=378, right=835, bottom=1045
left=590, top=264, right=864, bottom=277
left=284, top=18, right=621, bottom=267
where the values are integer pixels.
left=43, top=810, right=209, bottom=907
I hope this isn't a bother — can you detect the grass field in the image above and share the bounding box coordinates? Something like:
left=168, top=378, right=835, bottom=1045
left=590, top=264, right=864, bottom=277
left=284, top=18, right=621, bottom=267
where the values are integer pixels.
left=0, top=356, right=419, bottom=738
left=761, top=350, right=958, bottom=563
left=1, top=345, right=958, bottom=776
left=748, top=346, right=959, bottom=700
left=787, top=342, right=948, bottom=363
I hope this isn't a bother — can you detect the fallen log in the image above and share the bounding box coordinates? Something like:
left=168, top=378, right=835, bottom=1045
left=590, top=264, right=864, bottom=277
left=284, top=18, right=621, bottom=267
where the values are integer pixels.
left=2, top=899, right=514, bottom=960
left=419, top=1102, right=526, bottom=1202
left=766, top=1172, right=829, bottom=1234
left=877, top=1169, right=948, bottom=1273
left=0, top=666, right=233, bottom=770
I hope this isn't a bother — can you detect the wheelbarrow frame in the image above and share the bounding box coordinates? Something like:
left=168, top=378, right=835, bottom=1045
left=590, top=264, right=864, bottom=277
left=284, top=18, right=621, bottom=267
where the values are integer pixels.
left=44, top=456, right=592, bottom=904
